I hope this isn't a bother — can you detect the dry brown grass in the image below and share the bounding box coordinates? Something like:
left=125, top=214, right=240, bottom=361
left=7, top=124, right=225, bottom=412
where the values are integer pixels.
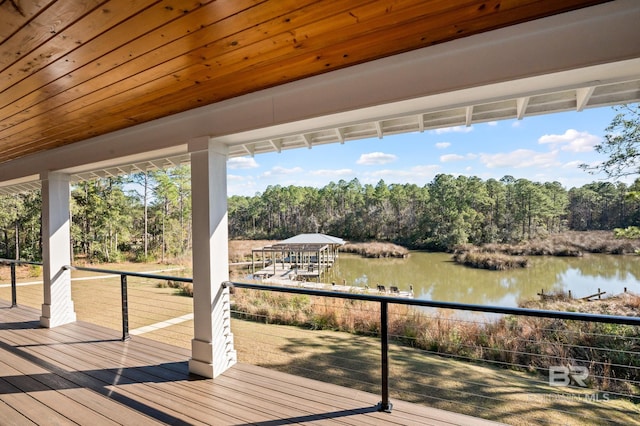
left=521, top=292, right=640, bottom=317
left=530, top=231, right=639, bottom=255
left=454, top=231, right=639, bottom=262
left=341, top=241, right=409, bottom=258
left=452, top=250, right=529, bottom=270
left=0, top=263, right=42, bottom=281
left=230, top=288, right=640, bottom=396
left=452, top=230, right=640, bottom=270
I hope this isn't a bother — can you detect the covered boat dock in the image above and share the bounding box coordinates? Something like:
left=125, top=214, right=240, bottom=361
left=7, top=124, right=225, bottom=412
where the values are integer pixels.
left=252, top=234, right=345, bottom=282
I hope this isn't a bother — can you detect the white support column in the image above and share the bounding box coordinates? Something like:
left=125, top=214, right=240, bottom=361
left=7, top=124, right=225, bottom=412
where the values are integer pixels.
left=40, top=172, right=76, bottom=328
left=188, top=137, right=236, bottom=378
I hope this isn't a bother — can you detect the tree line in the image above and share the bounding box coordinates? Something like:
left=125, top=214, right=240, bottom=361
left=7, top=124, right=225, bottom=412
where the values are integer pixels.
left=1, top=167, right=638, bottom=262
left=0, top=167, right=192, bottom=263
left=229, top=176, right=640, bottom=250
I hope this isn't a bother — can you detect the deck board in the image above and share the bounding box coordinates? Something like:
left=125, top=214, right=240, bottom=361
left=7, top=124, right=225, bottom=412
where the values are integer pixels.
left=0, top=301, right=502, bottom=425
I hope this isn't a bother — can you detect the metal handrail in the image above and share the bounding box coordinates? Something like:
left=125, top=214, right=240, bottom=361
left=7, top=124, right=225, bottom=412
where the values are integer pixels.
left=0, top=259, right=43, bottom=266
left=1, top=259, right=192, bottom=341
left=0, top=258, right=43, bottom=308
left=3, top=258, right=639, bottom=414
left=223, top=281, right=640, bottom=326
left=64, top=265, right=193, bottom=341
left=63, top=265, right=193, bottom=283
left=224, top=280, right=640, bottom=412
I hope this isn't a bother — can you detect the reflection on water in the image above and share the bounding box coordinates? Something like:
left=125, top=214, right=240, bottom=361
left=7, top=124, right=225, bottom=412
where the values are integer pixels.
left=327, top=252, right=640, bottom=307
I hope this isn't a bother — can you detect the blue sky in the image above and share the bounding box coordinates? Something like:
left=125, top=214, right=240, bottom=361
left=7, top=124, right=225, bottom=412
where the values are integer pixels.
left=227, top=106, right=625, bottom=197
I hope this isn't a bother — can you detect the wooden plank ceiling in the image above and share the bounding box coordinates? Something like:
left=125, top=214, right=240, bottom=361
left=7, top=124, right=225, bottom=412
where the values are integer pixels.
left=0, top=0, right=609, bottom=165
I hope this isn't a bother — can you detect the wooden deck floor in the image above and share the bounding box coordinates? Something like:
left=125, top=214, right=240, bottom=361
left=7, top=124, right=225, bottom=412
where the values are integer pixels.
left=0, top=300, right=502, bottom=425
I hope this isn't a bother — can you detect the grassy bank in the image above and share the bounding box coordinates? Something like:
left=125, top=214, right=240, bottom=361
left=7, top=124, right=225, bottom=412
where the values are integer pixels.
left=478, top=231, right=639, bottom=256
left=452, top=230, right=640, bottom=270
left=452, top=249, right=529, bottom=270
left=341, top=241, right=409, bottom=258
left=230, top=288, right=640, bottom=396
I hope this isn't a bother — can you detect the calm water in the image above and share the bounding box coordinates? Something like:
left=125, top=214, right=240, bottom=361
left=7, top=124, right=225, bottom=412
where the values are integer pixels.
left=326, top=252, right=640, bottom=307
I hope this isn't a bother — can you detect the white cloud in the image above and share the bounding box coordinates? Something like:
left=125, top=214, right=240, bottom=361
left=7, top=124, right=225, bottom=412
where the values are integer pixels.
left=357, top=152, right=398, bottom=165
left=310, top=168, right=353, bottom=177
left=487, top=121, right=498, bottom=126
left=261, top=166, right=303, bottom=178
left=433, top=126, right=473, bottom=135
left=228, top=156, right=259, bottom=169
left=512, top=121, right=522, bottom=128
left=440, top=154, right=465, bottom=162
left=538, top=129, right=600, bottom=153
left=440, top=153, right=477, bottom=162
left=435, top=142, right=451, bottom=149
left=479, top=149, right=560, bottom=169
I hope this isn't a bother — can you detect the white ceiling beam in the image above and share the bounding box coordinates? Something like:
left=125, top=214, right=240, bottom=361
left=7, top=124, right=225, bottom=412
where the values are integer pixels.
left=335, top=128, right=345, bottom=144
left=374, top=121, right=383, bottom=139
left=268, top=139, right=282, bottom=153
left=576, top=86, right=596, bottom=111
left=147, top=161, right=162, bottom=170
left=417, top=114, right=424, bottom=132
left=465, top=106, right=473, bottom=126
left=516, top=97, right=530, bottom=119
left=242, top=144, right=255, bottom=157
left=302, top=134, right=313, bottom=149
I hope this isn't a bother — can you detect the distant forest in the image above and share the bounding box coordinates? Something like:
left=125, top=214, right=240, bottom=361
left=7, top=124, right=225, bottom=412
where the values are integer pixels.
left=0, top=166, right=639, bottom=261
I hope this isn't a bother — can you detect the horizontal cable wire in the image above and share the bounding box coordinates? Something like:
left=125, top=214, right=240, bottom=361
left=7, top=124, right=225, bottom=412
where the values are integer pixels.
left=9, top=262, right=636, bottom=426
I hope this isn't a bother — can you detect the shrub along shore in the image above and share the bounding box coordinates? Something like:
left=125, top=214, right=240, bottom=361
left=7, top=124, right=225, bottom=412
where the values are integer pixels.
left=451, top=230, right=639, bottom=270
left=228, top=288, right=640, bottom=395
left=340, top=241, right=409, bottom=258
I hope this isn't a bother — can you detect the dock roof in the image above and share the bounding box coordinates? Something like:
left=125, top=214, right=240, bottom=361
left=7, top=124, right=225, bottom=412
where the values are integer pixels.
left=279, top=234, right=345, bottom=246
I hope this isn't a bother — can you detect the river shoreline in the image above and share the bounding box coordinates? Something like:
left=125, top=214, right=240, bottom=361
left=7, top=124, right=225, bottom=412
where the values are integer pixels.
left=451, top=230, right=639, bottom=270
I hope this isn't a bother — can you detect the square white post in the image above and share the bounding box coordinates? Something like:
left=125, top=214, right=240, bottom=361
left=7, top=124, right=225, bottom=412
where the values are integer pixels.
left=188, top=138, right=236, bottom=378
left=40, top=172, right=76, bottom=328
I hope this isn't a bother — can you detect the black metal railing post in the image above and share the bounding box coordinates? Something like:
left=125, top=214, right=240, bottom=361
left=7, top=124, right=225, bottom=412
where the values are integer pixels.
left=378, top=300, right=392, bottom=412
left=10, top=262, right=17, bottom=308
left=120, top=274, right=130, bottom=341
left=226, top=280, right=640, bottom=414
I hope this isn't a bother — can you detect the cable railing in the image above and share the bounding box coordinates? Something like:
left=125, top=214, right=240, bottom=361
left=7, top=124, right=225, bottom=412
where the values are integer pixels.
left=225, top=281, right=640, bottom=419
left=64, top=264, right=193, bottom=341
left=0, top=259, right=44, bottom=308
left=2, top=258, right=639, bottom=424
left=0, top=259, right=194, bottom=343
